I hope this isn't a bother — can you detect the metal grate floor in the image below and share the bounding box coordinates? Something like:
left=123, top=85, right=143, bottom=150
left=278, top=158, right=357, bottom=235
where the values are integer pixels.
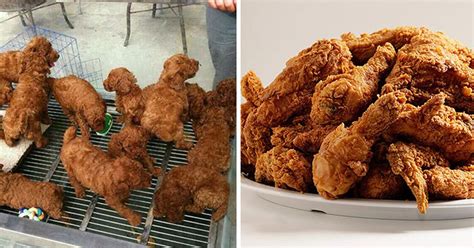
left=0, top=98, right=217, bottom=247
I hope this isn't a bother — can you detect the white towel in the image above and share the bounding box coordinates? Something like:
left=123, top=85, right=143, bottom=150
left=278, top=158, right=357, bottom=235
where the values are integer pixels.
left=0, top=110, right=50, bottom=172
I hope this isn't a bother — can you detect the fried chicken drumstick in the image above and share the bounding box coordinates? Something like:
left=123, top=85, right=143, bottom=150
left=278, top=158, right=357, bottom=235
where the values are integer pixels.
left=313, top=92, right=406, bottom=199
left=311, top=43, right=396, bottom=124
left=0, top=167, right=63, bottom=219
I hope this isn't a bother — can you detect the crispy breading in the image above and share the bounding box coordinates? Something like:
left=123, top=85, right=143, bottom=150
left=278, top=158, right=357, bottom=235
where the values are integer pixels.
left=382, top=32, right=474, bottom=113
left=313, top=92, right=406, bottom=199
left=387, top=142, right=450, bottom=214
left=311, top=43, right=396, bottom=124
left=255, top=146, right=312, bottom=192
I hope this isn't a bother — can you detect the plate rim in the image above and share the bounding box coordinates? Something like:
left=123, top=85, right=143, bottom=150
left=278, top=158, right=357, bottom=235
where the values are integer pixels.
left=242, top=176, right=474, bottom=209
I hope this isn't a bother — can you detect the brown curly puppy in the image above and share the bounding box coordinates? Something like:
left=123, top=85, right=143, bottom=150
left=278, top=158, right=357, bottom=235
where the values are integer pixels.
left=60, top=126, right=151, bottom=226
left=206, top=78, right=236, bottom=135
left=103, top=68, right=145, bottom=125
left=108, top=124, right=161, bottom=177
left=188, top=107, right=231, bottom=173
left=50, top=75, right=106, bottom=138
left=141, top=54, right=199, bottom=149
left=185, top=82, right=206, bottom=121
left=2, top=44, right=53, bottom=148
left=0, top=166, right=64, bottom=219
left=0, top=80, right=12, bottom=107
left=0, top=36, right=59, bottom=84
left=154, top=165, right=229, bottom=223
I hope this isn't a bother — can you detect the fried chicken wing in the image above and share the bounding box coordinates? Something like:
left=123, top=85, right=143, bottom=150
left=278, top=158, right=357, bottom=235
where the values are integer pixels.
left=262, top=39, right=354, bottom=100
left=154, top=165, right=229, bottom=223
left=341, top=26, right=428, bottom=64
left=241, top=70, right=264, bottom=106
left=382, top=32, right=474, bottom=113
left=141, top=54, right=199, bottom=149
left=311, top=43, right=396, bottom=124
left=255, top=88, right=313, bottom=127
left=387, top=142, right=450, bottom=213
left=356, top=162, right=406, bottom=199
left=51, top=75, right=106, bottom=138
left=241, top=102, right=256, bottom=170
left=103, top=68, right=145, bottom=125
left=242, top=109, right=272, bottom=165
left=423, top=166, right=474, bottom=200
left=60, top=127, right=151, bottom=226
left=313, top=92, right=406, bottom=199
left=108, top=124, right=161, bottom=177
left=292, top=124, right=337, bottom=154
left=270, top=125, right=308, bottom=149
left=387, top=93, right=474, bottom=162
left=255, top=146, right=312, bottom=192
left=0, top=168, right=63, bottom=219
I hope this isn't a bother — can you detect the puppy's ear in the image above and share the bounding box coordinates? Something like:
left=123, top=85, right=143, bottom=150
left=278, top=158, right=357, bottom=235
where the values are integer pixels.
left=117, top=78, right=131, bottom=94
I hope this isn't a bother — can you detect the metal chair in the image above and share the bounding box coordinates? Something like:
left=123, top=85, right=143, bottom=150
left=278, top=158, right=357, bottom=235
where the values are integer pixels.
left=124, top=1, right=199, bottom=55
left=0, top=0, right=74, bottom=31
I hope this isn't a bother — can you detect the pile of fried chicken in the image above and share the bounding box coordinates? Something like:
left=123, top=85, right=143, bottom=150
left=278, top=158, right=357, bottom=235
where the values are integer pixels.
left=0, top=36, right=235, bottom=226
left=241, top=27, right=473, bottom=214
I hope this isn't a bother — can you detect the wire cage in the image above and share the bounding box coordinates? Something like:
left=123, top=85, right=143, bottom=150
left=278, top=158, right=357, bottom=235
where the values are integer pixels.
left=64, top=58, right=105, bottom=91
left=0, top=26, right=82, bottom=78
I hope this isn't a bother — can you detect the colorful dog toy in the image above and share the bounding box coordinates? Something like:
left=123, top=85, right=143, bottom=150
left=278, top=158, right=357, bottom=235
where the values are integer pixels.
left=18, top=207, right=45, bottom=221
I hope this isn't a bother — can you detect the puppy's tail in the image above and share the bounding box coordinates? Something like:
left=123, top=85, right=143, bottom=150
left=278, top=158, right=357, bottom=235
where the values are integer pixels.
left=63, top=126, right=77, bottom=144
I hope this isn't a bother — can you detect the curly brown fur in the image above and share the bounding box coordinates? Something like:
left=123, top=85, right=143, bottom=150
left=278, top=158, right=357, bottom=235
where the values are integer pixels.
left=60, top=127, right=151, bottom=226
left=206, top=78, right=236, bottom=136
left=188, top=107, right=231, bottom=173
left=0, top=79, right=13, bottom=106
left=0, top=167, right=63, bottom=219
left=103, top=68, right=145, bottom=124
left=2, top=45, right=53, bottom=148
left=0, top=36, right=58, bottom=86
left=51, top=75, right=106, bottom=138
left=185, top=82, right=206, bottom=120
left=153, top=165, right=229, bottom=223
left=108, top=124, right=161, bottom=177
left=141, top=54, right=199, bottom=149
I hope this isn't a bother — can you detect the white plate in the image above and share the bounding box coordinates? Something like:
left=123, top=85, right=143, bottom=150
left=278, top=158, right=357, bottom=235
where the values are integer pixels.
left=242, top=176, right=474, bottom=220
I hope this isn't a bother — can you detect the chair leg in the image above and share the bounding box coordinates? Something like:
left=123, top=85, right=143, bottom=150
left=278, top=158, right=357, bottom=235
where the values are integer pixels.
left=152, top=4, right=156, bottom=18
left=124, top=3, right=132, bottom=47
left=177, top=4, right=187, bottom=55
left=26, top=9, right=37, bottom=34
left=59, top=3, right=74, bottom=29
left=77, top=0, right=83, bottom=15
left=18, top=11, right=27, bottom=26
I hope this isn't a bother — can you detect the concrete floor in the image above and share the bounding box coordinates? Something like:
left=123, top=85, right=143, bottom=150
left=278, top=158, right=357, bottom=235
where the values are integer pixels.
left=0, top=2, right=215, bottom=91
